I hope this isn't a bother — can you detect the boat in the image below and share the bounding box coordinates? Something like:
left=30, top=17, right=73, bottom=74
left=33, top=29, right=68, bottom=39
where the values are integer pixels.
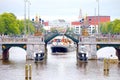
left=77, top=46, right=88, bottom=62
left=34, top=51, right=45, bottom=63
left=77, top=52, right=88, bottom=62
left=50, top=36, right=74, bottom=54
left=51, top=45, right=68, bottom=53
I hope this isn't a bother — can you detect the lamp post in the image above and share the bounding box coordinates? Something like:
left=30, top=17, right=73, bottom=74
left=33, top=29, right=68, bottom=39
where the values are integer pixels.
left=97, top=0, right=100, bottom=34
left=27, top=0, right=31, bottom=35
left=24, top=0, right=31, bottom=35
left=24, top=0, right=27, bottom=35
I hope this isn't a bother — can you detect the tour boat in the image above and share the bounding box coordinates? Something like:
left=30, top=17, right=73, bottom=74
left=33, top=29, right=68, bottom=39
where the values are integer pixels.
left=51, top=45, right=68, bottom=53
left=51, top=36, right=74, bottom=54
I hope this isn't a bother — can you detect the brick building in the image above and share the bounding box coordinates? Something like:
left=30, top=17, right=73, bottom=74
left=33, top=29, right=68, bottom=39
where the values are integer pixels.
left=71, top=16, right=110, bottom=35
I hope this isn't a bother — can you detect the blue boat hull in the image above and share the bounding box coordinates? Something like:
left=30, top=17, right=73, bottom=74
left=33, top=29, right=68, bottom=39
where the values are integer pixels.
left=51, top=46, right=68, bottom=53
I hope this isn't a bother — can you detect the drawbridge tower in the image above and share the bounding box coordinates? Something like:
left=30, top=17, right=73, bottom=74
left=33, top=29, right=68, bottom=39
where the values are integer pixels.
left=32, top=15, right=44, bottom=36
left=80, top=14, right=90, bottom=36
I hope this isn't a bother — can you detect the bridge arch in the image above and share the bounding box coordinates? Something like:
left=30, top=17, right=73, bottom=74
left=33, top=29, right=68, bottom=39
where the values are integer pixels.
left=97, top=47, right=116, bottom=59
left=44, top=32, right=79, bottom=44
left=96, top=44, right=120, bottom=50
left=96, top=43, right=120, bottom=60
left=2, top=44, right=26, bottom=60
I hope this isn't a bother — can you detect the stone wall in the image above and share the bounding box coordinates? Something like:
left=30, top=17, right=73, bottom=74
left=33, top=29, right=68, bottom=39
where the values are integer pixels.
left=26, top=44, right=45, bottom=60
left=78, top=36, right=97, bottom=59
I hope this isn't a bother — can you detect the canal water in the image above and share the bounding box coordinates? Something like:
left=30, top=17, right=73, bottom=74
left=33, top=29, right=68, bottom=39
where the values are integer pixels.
left=0, top=45, right=120, bottom=80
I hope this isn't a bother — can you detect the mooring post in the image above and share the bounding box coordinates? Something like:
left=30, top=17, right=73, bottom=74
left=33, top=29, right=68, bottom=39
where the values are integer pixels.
left=25, top=64, right=29, bottom=80
left=29, top=64, right=32, bottom=80
left=103, top=58, right=110, bottom=75
left=25, top=64, right=32, bottom=80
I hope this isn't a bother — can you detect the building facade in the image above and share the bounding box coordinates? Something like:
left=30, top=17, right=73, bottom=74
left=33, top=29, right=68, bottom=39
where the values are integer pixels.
left=71, top=16, right=110, bottom=35
left=43, top=19, right=70, bottom=32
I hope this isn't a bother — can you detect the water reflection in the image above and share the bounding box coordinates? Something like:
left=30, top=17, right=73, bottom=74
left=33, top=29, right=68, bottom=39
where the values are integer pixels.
left=0, top=46, right=120, bottom=80
left=34, top=61, right=47, bottom=70
left=118, top=62, right=120, bottom=68
left=2, top=60, right=12, bottom=65
left=77, top=62, right=87, bottom=69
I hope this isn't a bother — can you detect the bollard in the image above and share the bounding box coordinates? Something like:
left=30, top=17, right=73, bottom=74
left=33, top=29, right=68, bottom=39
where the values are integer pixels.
left=29, top=64, right=32, bottom=80
left=25, top=64, right=29, bottom=80
left=104, top=58, right=109, bottom=71
left=25, top=64, right=32, bottom=80
left=103, top=58, right=109, bottom=75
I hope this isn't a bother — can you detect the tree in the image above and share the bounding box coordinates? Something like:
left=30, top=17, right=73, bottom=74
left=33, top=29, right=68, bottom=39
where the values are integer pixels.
left=0, top=12, right=35, bottom=35
left=17, top=19, right=36, bottom=35
left=0, top=15, right=6, bottom=34
left=114, top=23, right=120, bottom=33
left=100, top=19, right=120, bottom=34
left=17, top=20, right=24, bottom=34
left=26, top=20, right=35, bottom=34
left=100, top=23, right=108, bottom=34
left=112, top=19, right=120, bottom=34
left=0, top=12, right=20, bottom=35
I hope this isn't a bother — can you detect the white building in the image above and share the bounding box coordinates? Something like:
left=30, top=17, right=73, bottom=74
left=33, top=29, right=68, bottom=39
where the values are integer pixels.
left=71, top=16, right=110, bottom=35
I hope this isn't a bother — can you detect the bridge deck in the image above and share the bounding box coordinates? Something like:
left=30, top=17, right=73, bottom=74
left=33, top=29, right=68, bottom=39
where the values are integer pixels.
left=79, top=42, right=120, bottom=45
left=0, top=42, right=45, bottom=45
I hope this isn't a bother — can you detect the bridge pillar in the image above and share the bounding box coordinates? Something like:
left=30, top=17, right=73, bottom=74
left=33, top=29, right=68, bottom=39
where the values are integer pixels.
left=89, top=44, right=97, bottom=59
left=26, top=37, right=45, bottom=60
left=79, top=36, right=97, bottom=59
left=26, top=44, right=45, bottom=60
left=76, top=43, right=79, bottom=59
left=44, top=43, right=47, bottom=59
left=26, top=44, right=34, bottom=60
left=78, top=44, right=97, bottom=59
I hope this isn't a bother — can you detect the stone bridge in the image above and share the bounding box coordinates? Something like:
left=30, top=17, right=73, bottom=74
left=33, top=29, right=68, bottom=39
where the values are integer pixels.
left=0, top=33, right=120, bottom=61
left=0, top=36, right=45, bottom=60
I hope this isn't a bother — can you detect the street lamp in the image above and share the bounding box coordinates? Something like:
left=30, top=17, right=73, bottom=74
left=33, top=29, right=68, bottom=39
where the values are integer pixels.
left=97, top=0, right=100, bottom=34
left=27, top=0, right=31, bottom=35
left=24, top=0, right=27, bottom=35
left=24, top=0, right=31, bottom=35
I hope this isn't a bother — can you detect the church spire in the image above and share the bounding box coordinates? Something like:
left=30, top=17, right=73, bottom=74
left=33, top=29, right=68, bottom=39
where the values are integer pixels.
left=78, top=8, right=82, bottom=20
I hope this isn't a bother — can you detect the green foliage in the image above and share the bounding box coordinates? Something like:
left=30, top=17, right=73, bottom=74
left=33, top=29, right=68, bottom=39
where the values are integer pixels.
left=0, top=12, right=35, bottom=35
left=100, top=19, right=120, bottom=34
left=0, top=12, right=20, bottom=35
left=17, top=20, right=24, bottom=34
left=0, top=16, right=6, bottom=34
left=26, top=20, right=35, bottom=34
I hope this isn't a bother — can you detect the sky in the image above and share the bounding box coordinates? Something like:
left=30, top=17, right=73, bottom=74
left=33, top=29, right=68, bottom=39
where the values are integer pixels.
left=0, top=0, right=120, bottom=21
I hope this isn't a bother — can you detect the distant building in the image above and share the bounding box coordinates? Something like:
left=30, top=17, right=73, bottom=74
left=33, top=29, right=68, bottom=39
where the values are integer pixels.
left=43, top=19, right=70, bottom=32
left=71, top=16, right=110, bottom=35
left=49, top=19, right=70, bottom=28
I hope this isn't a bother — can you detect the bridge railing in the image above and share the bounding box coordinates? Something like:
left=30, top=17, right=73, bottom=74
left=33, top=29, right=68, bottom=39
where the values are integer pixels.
left=96, top=37, right=120, bottom=42
left=27, top=36, right=44, bottom=42
left=0, top=36, right=27, bottom=42
left=0, top=35, right=44, bottom=43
